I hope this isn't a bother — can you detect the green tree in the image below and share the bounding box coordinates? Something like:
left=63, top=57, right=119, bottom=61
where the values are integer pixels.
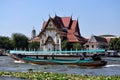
left=108, top=38, right=118, bottom=50
left=12, top=33, right=28, bottom=50
left=61, top=40, right=69, bottom=50
left=0, top=36, right=14, bottom=50
left=28, top=41, right=40, bottom=50
left=108, top=37, right=120, bottom=52
left=116, top=37, right=120, bottom=52
left=72, top=43, right=82, bottom=50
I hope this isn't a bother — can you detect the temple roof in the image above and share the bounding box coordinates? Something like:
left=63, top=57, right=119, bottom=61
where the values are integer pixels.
left=61, top=17, right=71, bottom=27
left=94, top=36, right=107, bottom=43
left=85, top=35, right=108, bottom=45
left=38, top=15, right=86, bottom=43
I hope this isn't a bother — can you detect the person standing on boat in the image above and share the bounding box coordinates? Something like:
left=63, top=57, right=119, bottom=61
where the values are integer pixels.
left=92, top=54, right=101, bottom=61
left=80, top=53, right=84, bottom=60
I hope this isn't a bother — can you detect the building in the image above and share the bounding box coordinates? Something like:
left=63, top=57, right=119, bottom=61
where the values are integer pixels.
left=99, top=34, right=117, bottom=43
left=84, top=35, right=108, bottom=50
left=37, top=15, right=86, bottom=51
left=29, top=16, right=118, bottom=51
left=31, top=27, right=36, bottom=39
left=29, top=28, right=40, bottom=42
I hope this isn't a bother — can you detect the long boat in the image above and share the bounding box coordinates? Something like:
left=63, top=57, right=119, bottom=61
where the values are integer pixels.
left=22, top=57, right=107, bottom=67
left=8, top=49, right=107, bottom=67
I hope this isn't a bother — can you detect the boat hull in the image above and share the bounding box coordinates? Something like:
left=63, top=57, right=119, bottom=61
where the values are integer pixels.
left=77, top=61, right=107, bottom=67
left=8, top=54, right=107, bottom=67
left=22, top=57, right=107, bottom=67
left=7, top=54, right=25, bottom=61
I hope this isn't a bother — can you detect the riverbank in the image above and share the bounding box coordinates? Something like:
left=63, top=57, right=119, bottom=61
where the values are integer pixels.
left=0, top=71, right=120, bottom=80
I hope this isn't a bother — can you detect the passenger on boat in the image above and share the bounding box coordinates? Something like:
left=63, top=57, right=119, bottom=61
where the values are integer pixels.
left=92, top=54, right=101, bottom=61
left=80, top=55, right=84, bottom=60
left=44, top=56, right=47, bottom=59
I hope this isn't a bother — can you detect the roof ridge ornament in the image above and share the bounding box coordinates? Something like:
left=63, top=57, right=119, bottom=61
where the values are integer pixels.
left=71, top=13, right=73, bottom=19
left=55, top=12, right=57, bottom=17
left=49, top=14, right=52, bottom=19
left=77, top=15, right=80, bottom=21
left=33, top=26, right=35, bottom=30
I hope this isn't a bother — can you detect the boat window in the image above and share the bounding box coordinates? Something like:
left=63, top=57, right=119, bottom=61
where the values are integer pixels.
left=49, top=48, right=50, bottom=51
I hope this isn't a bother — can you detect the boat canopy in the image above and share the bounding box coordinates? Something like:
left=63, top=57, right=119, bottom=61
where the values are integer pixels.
left=9, top=49, right=105, bottom=55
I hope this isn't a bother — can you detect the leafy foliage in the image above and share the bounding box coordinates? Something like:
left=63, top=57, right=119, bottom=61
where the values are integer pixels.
left=0, top=36, right=14, bottom=50
left=72, top=43, right=82, bottom=50
left=61, top=40, right=73, bottom=50
left=61, top=40, right=82, bottom=50
left=0, top=72, right=120, bottom=80
left=108, top=37, right=120, bottom=52
left=0, top=33, right=40, bottom=50
left=28, top=41, right=40, bottom=50
left=12, top=33, right=28, bottom=50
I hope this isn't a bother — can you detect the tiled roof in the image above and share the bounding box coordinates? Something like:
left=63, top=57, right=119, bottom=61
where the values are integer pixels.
left=38, top=15, right=86, bottom=44
left=105, top=38, right=111, bottom=43
left=67, top=30, right=74, bottom=34
left=42, top=21, right=47, bottom=30
left=67, top=20, right=77, bottom=34
left=99, top=34, right=117, bottom=38
left=67, top=34, right=79, bottom=42
left=29, top=37, right=40, bottom=42
left=94, top=36, right=107, bottom=43
left=85, top=42, right=98, bottom=45
left=61, top=17, right=71, bottom=27
left=71, top=20, right=77, bottom=30
left=85, top=35, right=108, bottom=45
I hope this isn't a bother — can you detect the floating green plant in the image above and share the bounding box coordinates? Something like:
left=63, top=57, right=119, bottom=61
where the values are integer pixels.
left=28, top=68, right=33, bottom=72
left=0, top=72, right=120, bottom=80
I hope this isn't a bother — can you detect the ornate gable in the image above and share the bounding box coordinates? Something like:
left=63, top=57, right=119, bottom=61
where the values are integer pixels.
left=44, top=36, right=55, bottom=45
left=38, top=18, right=58, bottom=37
left=88, top=35, right=107, bottom=44
left=45, top=21, right=57, bottom=31
left=89, top=36, right=97, bottom=43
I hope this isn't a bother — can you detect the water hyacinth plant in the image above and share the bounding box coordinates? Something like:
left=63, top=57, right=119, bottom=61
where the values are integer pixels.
left=0, top=72, right=120, bottom=80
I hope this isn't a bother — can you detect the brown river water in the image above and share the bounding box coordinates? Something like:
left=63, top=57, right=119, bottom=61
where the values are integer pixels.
left=0, top=56, right=120, bottom=80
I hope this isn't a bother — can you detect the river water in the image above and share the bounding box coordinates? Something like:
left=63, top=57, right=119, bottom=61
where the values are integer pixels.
left=0, top=56, right=120, bottom=79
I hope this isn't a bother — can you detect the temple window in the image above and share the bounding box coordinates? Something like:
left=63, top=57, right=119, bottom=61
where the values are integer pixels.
left=57, top=39, right=59, bottom=44
left=86, top=45, right=89, bottom=48
left=42, top=40, right=44, bottom=43
left=92, top=45, right=94, bottom=48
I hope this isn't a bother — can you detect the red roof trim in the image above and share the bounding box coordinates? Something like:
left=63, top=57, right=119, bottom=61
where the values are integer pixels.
left=61, top=17, right=71, bottom=27
left=67, top=34, right=79, bottom=42
left=71, top=20, right=77, bottom=30
left=41, top=21, right=47, bottom=31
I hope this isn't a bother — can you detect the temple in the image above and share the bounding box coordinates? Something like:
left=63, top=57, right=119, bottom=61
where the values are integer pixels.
left=37, top=15, right=86, bottom=51
left=29, top=15, right=117, bottom=51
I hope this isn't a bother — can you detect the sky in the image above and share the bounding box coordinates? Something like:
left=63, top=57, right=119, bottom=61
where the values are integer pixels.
left=0, top=0, right=120, bottom=38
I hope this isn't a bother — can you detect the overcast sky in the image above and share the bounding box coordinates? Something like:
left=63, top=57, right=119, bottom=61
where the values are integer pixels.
left=0, top=0, right=120, bottom=38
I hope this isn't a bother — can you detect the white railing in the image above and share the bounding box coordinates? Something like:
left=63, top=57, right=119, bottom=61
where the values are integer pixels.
left=9, top=49, right=105, bottom=55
